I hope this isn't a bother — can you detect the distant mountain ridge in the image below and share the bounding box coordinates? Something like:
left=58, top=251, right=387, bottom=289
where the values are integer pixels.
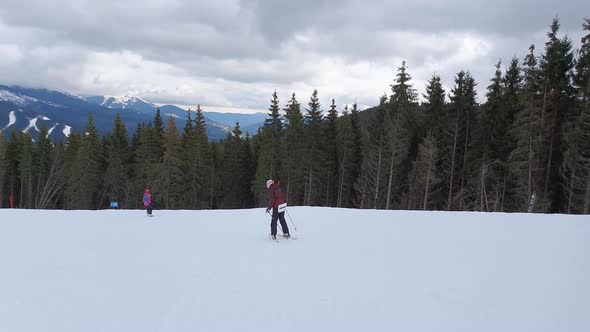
left=0, top=85, right=267, bottom=141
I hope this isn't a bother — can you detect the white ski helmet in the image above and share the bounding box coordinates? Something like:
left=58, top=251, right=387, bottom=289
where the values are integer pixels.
left=266, top=179, right=274, bottom=189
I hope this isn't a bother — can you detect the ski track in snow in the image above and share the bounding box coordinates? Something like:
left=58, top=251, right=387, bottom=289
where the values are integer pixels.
left=0, top=110, right=17, bottom=132
left=62, top=125, right=71, bottom=137
left=24, top=117, right=38, bottom=133
left=48, top=124, right=57, bottom=136
left=0, top=208, right=588, bottom=332
left=165, top=113, right=181, bottom=119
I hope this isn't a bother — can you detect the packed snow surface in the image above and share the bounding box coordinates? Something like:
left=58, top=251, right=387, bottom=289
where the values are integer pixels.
left=0, top=208, right=588, bottom=332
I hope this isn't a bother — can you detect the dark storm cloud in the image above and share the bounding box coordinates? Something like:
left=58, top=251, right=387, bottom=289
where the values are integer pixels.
left=0, top=0, right=588, bottom=109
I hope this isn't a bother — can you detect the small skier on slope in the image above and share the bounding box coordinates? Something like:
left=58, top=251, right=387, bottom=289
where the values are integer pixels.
left=266, top=179, right=290, bottom=240
left=143, top=187, right=153, bottom=216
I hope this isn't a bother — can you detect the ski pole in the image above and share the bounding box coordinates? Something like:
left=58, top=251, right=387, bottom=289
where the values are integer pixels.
left=285, top=209, right=297, bottom=231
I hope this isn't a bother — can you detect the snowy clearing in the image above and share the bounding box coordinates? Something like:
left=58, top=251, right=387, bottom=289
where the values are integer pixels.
left=0, top=208, right=588, bottom=332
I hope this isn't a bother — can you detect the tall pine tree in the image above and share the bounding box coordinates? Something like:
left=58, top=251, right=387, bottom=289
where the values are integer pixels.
left=407, top=134, right=439, bottom=210
left=303, top=89, right=327, bottom=206
left=357, top=95, right=388, bottom=209
left=538, top=18, right=576, bottom=212
left=66, top=115, right=103, bottom=209
left=325, top=99, right=339, bottom=207
left=422, top=75, right=447, bottom=209
left=104, top=113, right=130, bottom=207
left=156, top=117, right=184, bottom=209
left=384, top=61, right=416, bottom=209
left=221, top=123, right=245, bottom=208
left=562, top=18, right=590, bottom=213
left=509, top=45, right=543, bottom=211
left=34, top=125, right=54, bottom=208
left=281, top=93, right=306, bottom=205
left=18, top=133, right=34, bottom=208
left=439, top=71, right=478, bottom=210
left=253, top=92, right=283, bottom=204
left=182, top=106, right=211, bottom=209
left=336, top=104, right=363, bottom=207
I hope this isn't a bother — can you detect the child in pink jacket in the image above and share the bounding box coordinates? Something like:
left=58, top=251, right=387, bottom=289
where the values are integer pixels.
left=143, top=187, right=152, bottom=216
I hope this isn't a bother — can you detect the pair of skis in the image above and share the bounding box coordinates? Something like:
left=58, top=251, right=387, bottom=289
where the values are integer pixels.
left=270, top=234, right=298, bottom=242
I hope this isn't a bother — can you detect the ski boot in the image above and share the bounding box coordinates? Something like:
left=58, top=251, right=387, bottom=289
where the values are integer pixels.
left=283, top=233, right=290, bottom=239
left=271, top=234, right=277, bottom=240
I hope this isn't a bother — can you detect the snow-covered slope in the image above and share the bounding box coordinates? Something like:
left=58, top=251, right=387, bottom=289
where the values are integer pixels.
left=0, top=89, right=39, bottom=106
left=0, top=208, right=588, bottom=332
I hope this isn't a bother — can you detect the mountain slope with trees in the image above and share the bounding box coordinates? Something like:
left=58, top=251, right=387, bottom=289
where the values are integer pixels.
left=1, top=17, right=588, bottom=214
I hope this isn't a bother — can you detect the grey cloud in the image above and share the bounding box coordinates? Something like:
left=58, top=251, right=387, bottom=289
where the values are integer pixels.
left=247, top=0, right=588, bottom=42
left=0, top=0, right=271, bottom=60
left=0, top=0, right=588, bottom=110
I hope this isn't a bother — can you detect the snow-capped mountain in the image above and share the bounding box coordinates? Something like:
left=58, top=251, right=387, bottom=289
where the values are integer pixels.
left=0, top=85, right=266, bottom=141
left=87, top=95, right=158, bottom=113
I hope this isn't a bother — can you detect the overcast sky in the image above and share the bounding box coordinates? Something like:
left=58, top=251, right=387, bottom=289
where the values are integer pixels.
left=0, top=0, right=588, bottom=112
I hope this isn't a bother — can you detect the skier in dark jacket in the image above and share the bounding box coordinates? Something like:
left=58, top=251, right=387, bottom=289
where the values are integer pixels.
left=266, top=179, right=290, bottom=240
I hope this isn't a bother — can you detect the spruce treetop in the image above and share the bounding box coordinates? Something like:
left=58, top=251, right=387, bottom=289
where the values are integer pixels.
left=305, top=89, right=323, bottom=125
left=265, top=91, right=282, bottom=132
left=390, top=61, right=417, bottom=105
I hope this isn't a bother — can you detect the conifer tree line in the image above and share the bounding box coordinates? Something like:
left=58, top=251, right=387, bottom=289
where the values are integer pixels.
left=0, top=18, right=588, bottom=213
